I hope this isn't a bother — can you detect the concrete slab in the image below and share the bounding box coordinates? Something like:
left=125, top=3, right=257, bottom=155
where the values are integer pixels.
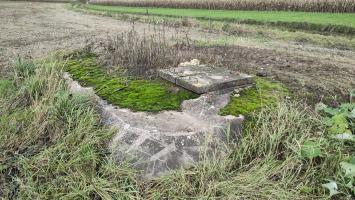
left=158, top=65, right=254, bottom=94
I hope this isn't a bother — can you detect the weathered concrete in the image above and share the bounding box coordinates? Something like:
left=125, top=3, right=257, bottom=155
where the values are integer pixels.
left=159, top=65, right=254, bottom=94
left=64, top=73, right=244, bottom=178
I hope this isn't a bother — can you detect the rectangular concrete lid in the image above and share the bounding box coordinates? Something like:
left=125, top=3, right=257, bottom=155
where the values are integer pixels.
left=159, top=65, right=254, bottom=94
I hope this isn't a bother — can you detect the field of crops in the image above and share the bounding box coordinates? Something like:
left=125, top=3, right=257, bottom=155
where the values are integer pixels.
left=84, top=4, right=355, bottom=27
left=82, top=4, right=355, bottom=34
left=89, top=0, right=355, bottom=13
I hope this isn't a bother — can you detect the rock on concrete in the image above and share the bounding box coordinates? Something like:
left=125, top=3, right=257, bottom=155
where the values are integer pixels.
left=64, top=73, right=244, bottom=178
left=158, top=65, right=254, bottom=94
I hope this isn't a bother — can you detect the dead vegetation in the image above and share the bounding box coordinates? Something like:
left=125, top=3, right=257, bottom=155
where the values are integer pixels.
left=96, top=27, right=226, bottom=76
left=98, top=28, right=192, bottom=76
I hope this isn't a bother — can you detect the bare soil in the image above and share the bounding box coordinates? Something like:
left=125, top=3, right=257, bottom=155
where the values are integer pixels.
left=0, top=1, right=217, bottom=75
left=1, top=1, right=354, bottom=103
left=195, top=45, right=355, bottom=103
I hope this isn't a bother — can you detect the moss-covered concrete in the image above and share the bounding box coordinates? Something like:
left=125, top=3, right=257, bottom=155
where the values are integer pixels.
left=65, top=54, right=198, bottom=112
left=220, top=77, right=287, bottom=116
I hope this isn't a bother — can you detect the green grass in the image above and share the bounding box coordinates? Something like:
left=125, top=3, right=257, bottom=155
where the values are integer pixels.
left=65, top=54, right=198, bottom=112
left=83, top=4, right=355, bottom=34
left=0, top=58, right=140, bottom=199
left=220, top=78, right=288, bottom=116
left=1, top=56, right=354, bottom=199
left=143, top=101, right=354, bottom=199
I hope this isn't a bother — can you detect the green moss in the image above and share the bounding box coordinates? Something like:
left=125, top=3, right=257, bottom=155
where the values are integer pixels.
left=65, top=55, right=198, bottom=112
left=220, top=78, right=287, bottom=116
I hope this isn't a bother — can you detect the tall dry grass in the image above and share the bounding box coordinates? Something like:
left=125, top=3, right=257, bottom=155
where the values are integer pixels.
left=99, top=28, right=191, bottom=75
left=97, top=27, right=224, bottom=76
left=89, top=0, right=355, bottom=13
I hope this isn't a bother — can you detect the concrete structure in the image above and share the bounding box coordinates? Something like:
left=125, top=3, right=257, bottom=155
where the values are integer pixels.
left=65, top=70, right=246, bottom=178
left=159, top=65, right=254, bottom=94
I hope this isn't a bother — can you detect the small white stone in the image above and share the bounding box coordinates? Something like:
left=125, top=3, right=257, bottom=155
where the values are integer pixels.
left=234, top=88, right=240, bottom=93
left=190, top=59, right=200, bottom=66
left=236, top=115, right=245, bottom=121
left=224, top=115, right=237, bottom=121
left=178, top=59, right=201, bottom=67
left=210, top=75, right=223, bottom=80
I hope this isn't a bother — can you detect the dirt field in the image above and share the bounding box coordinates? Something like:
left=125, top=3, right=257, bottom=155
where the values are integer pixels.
left=1, top=1, right=354, bottom=102
left=0, top=1, right=218, bottom=73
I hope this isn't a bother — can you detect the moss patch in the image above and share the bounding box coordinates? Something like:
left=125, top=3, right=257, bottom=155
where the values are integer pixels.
left=65, top=55, right=198, bottom=112
left=220, top=78, right=288, bottom=116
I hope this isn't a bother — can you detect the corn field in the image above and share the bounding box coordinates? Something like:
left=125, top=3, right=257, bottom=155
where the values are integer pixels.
left=89, top=0, right=355, bottom=13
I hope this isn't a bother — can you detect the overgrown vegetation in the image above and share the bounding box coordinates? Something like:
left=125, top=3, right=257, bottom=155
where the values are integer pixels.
left=1, top=1, right=355, bottom=198
left=220, top=77, right=288, bottom=116
left=0, top=58, right=139, bottom=199
left=315, top=101, right=355, bottom=196
left=65, top=53, right=197, bottom=112
left=145, top=101, right=354, bottom=199
left=60, top=23, right=353, bottom=106
left=0, top=57, right=354, bottom=199
left=317, top=103, right=354, bottom=136
left=90, top=0, right=355, bottom=13
left=81, top=4, right=355, bottom=35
